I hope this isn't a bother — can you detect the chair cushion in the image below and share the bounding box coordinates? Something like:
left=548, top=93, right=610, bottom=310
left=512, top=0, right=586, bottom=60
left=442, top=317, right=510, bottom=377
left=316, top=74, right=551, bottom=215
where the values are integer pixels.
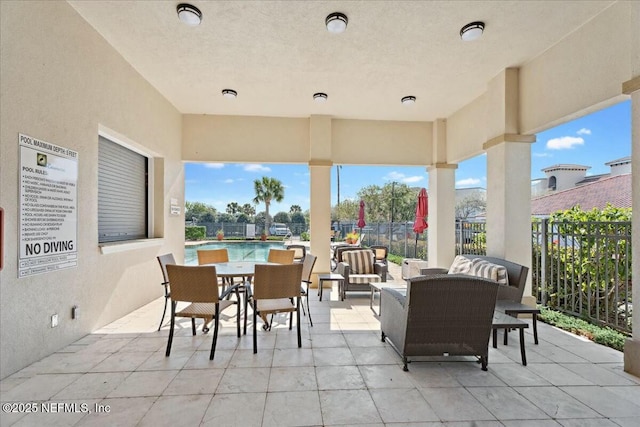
left=177, top=301, right=235, bottom=318
left=256, top=298, right=295, bottom=313
left=349, top=274, right=381, bottom=284
left=470, top=258, right=509, bottom=286
left=448, top=255, right=474, bottom=275
left=343, top=250, right=374, bottom=274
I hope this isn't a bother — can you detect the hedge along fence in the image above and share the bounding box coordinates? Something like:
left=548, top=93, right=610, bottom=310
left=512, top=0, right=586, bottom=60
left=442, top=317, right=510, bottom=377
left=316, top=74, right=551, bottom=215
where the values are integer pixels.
left=532, top=205, right=632, bottom=334
left=538, top=307, right=627, bottom=351
left=457, top=206, right=632, bottom=335
left=185, top=226, right=206, bottom=241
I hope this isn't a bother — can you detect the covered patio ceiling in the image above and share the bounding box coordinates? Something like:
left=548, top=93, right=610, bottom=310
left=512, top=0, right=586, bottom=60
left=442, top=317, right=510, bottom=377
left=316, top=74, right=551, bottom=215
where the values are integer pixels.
left=68, top=0, right=614, bottom=122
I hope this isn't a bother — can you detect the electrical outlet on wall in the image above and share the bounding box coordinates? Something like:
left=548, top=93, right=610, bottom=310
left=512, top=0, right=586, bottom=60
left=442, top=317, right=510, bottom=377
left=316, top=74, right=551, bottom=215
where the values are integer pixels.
left=51, top=314, right=59, bottom=328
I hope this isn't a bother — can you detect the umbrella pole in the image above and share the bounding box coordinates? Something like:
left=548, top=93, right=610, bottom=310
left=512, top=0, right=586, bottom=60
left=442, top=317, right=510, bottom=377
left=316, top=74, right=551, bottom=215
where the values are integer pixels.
left=415, top=234, right=419, bottom=258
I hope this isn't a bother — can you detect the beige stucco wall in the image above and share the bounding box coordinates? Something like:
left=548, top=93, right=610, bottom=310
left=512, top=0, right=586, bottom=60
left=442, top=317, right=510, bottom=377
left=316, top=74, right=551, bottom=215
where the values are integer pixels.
left=331, top=119, right=432, bottom=166
left=182, top=115, right=433, bottom=166
left=445, top=93, right=487, bottom=163
left=0, top=1, right=183, bottom=378
left=520, top=1, right=633, bottom=134
left=182, top=115, right=310, bottom=164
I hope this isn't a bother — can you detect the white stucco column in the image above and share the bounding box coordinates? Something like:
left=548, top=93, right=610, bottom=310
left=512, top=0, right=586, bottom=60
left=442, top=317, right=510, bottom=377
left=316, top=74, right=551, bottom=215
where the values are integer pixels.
left=308, top=115, right=333, bottom=279
left=309, top=164, right=332, bottom=277
left=623, top=75, right=640, bottom=375
left=484, top=137, right=535, bottom=305
left=427, top=164, right=457, bottom=267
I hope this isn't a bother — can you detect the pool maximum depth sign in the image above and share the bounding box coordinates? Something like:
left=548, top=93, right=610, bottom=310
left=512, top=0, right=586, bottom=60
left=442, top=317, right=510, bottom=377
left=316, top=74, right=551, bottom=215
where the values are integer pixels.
left=19, top=133, right=78, bottom=277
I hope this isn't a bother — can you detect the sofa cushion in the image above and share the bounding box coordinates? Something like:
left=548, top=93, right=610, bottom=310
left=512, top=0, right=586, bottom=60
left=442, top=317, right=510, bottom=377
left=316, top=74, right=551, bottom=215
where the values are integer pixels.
left=343, top=250, right=374, bottom=274
left=448, top=255, right=474, bottom=275
left=470, top=258, right=509, bottom=286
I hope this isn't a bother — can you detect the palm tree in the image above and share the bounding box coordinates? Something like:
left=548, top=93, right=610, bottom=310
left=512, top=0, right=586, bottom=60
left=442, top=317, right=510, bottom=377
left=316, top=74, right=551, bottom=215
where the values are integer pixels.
left=226, top=202, right=241, bottom=215
left=241, top=203, right=256, bottom=217
left=253, top=177, right=284, bottom=235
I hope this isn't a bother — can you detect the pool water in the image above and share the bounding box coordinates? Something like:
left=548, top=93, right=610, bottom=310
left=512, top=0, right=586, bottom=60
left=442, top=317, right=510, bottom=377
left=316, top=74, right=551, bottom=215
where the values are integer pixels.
left=184, top=241, right=284, bottom=265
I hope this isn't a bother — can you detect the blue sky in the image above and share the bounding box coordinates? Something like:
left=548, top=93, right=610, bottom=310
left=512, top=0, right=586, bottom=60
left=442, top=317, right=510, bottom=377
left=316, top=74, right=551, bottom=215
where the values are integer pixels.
left=185, top=100, right=631, bottom=215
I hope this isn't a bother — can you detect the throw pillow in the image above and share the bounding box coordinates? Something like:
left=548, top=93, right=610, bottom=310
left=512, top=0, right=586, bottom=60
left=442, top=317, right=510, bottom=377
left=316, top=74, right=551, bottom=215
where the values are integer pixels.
left=343, top=250, right=374, bottom=274
left=448, top=255, right=474, bottom=275
left=470, top=258, right=509, bottom=286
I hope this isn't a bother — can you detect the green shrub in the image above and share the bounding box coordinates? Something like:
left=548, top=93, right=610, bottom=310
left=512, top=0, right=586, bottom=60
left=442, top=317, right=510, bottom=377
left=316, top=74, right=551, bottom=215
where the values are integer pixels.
left=185, top=226, right=206, bottom=241
left=300, top=231, right=310, bottom=241
left=539, top=307, right=627, bottom=351
left=542, top=205, right=632, bottom=328
left=388, top=254, right=403, bottom=265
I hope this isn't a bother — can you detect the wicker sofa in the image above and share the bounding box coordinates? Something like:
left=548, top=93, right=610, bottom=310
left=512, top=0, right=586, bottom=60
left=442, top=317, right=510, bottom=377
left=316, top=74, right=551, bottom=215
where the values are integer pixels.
left=381, top=274, right=499, bottom=371
left=421, top=255, right=529, bottom=302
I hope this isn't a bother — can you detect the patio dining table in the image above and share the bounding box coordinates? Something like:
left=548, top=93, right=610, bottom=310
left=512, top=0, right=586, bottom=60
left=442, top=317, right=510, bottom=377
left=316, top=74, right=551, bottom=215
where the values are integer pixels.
left=207, top=261, right=276, bottom=334
left=211, top=261, right=275, bottom=280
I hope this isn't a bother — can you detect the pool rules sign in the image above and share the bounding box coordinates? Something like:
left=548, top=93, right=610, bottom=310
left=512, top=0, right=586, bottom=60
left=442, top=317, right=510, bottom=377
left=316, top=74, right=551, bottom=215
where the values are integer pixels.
left=19, top=133, right=78, bottom=277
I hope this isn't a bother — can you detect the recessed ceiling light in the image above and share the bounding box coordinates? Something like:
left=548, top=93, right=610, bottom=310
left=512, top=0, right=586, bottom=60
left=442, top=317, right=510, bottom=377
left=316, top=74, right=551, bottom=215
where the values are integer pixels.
left=460, top=21, right=485, bottom=41
left=313, top=93, right=328, bottom=102
left=177, top=3, right=202, bottom=26
left=326, top=12, right=348, bottom=33
left=401, top=96, right=416, bottom=105
left=222, top=89, right=237, bottom=98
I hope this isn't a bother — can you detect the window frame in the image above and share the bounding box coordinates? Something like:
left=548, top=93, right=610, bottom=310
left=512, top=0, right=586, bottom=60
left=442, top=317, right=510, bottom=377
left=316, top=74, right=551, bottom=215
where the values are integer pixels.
left=97, top=129, right=156, bottom=249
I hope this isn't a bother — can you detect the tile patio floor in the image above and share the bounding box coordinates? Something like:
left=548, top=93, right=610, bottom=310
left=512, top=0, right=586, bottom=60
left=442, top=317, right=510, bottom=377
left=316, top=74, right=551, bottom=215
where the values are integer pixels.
left=2, top=263, right=639, bottom=426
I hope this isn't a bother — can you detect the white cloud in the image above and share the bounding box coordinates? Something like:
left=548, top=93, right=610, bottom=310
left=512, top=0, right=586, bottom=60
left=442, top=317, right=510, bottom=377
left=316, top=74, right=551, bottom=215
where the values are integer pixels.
left=576, top=128, right=591, bottom=135
left=403, top=176, right=424, bottom=183
left=223, top=179, right=234, bottom=184
left=533, top=152, right=552, bottom=158
left=546, top=136, right=584, bottom=150
left=205, top=163, right=224, bottom=169
left=243, top=164, right=271, bottom=172
left=385, top=171, right=405, bottom=180
left=456, top=178, right=481, bottom=186
left=383, top=171, right=424, bottom=184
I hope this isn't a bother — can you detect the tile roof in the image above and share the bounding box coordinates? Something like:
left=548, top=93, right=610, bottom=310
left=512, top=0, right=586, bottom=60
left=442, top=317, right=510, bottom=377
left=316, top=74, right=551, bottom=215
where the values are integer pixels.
left=531, top=173, right=632, bottom=215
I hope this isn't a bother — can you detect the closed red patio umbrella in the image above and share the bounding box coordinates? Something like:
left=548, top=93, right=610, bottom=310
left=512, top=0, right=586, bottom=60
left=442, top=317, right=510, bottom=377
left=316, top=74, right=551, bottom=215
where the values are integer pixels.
left=357, top=200, right=366, bottom=237
left=413, top=188, right=428, bottom=256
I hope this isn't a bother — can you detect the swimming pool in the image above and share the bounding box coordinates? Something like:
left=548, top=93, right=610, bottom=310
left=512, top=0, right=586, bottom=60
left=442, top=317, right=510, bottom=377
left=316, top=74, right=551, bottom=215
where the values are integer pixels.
left=184, top=241, right=285, bottom=265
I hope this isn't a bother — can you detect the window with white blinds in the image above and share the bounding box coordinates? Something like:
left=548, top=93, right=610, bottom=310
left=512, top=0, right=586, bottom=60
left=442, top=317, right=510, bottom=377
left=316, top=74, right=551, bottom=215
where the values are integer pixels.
left=98, top=136, right=148, bottom=243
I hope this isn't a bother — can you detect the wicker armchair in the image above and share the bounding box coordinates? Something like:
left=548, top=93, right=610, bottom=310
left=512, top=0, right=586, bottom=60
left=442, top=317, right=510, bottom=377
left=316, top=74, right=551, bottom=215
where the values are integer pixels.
left=249, top=263, right=304, bottom=353
left=381, top=274, right=498, bottom=371
left=165, top=264, right=240, bottom=360
left=267, top=248, right=296, bottom=264
left=197, top=248, right=230, bottom=291
left=332, top=245, right=362, bottom=266
left=336, top=249, right=387, bottom=300
left=156, top=253, right=176, bottom=331
left=285, top=244, right=307, bottom=263
left=299, top=254, right=317, bottom=326
left=197, top=248, right=229, bottom=264
left=370, top=245, right=389, bottom=267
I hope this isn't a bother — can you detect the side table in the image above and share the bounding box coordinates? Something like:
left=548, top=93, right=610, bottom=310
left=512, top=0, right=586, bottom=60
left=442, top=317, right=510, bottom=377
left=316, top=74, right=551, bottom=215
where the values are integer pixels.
left=492, top=311, right=529, bottom=366
left=495, top=300, right=541, bottom=344
left=369, top=282, right=405, bottom=316
left=317, top=273, right=344, bottom=301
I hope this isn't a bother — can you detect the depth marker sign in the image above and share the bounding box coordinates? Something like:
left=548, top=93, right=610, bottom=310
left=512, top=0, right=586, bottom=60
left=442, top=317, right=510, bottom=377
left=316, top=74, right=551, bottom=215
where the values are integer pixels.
left=19, top=133, right=78, bottom=277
